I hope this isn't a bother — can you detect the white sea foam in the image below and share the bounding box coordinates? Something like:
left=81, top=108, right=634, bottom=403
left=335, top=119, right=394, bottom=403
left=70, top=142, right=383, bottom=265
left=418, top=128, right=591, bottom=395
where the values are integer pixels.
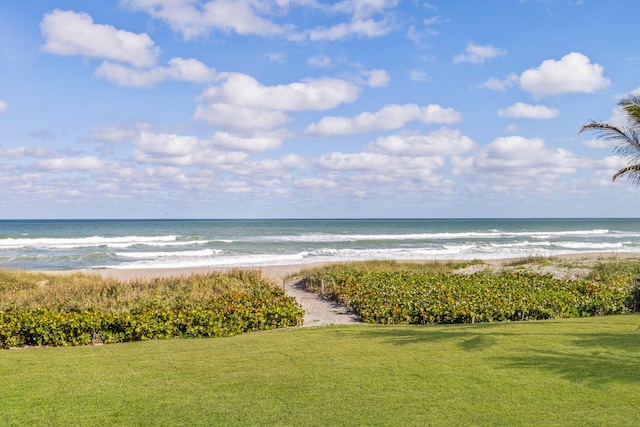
left=0, top=235, right=208, bottom=250
left=5, top=220, right=640, bottom=271
left=111, top=252, right=307, bottom=269
left=251, top=228, right=617, bottom=243
left=551, top=241, right=627, bottom=250
left=115, top=249, right=221, bottom=259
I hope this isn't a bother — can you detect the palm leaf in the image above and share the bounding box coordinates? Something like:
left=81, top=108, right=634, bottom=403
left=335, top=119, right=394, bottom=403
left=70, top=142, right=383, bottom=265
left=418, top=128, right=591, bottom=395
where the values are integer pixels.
left=579, top=122, right=640, bottom=160
left=613, top=164, right=640, bottom=183
left=619, top=95, right=640, bottom=127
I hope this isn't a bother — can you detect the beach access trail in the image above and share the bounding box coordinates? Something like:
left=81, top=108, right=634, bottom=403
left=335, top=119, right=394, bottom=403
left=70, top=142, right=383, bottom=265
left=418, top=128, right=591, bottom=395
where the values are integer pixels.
left=91, top=263, right=362, bottom=328
left=283, top=278, right=361, bottom=327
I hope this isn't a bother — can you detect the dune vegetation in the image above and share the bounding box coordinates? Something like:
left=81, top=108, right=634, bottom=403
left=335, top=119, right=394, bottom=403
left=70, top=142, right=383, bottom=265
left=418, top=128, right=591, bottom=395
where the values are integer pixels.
left=300, top=261, right=638, bottom=324
left=0, top=269, right=303, bottom=348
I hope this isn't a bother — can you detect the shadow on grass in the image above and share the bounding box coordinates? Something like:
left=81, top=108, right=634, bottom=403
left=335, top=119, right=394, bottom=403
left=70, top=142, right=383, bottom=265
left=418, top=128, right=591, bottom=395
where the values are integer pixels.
left=329, top=315, right=640, bottom=385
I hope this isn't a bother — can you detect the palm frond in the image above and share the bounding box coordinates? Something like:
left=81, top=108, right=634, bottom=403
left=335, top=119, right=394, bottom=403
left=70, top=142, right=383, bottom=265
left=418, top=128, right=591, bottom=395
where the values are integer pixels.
left=619, top=95, right=640, bottom=128
left=579, top=122, right=640, bottom=159
left=613, top=163, right=640, bottom=183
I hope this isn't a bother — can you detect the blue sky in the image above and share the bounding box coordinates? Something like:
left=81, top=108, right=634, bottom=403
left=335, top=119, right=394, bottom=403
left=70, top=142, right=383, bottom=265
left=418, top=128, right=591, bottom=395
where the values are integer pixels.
left=1, top=0, right=640, bottom=219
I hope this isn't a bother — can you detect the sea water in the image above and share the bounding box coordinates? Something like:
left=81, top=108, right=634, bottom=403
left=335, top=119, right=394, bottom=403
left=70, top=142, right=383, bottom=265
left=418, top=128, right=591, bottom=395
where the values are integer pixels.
left=1, top=218, right=640, bottom=271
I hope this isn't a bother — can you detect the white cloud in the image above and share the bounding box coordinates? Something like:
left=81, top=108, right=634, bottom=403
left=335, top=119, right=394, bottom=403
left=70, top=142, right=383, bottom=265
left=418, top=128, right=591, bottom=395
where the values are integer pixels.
left=194, top=103, right=292, bottom=131
left=199, top=73, right=360, bottom=111
left=309, top=151, right=455, bottom=194
left=120, top=0, right=286, bottom=40
left=593, top=156, right=628, bottom=185
left=455, top=136, right=586, bottom=180
left=410, top=70, right=430, bottom=82
left=478, top=74, right=517, bottom=91
left=304, top=0, right=398, bottom=40
left=307, top=18, right=392, bottom=40
left=89, top=128, right=133, bottom=144
left=316, top=152, right=444, bottom=172
left=305, top=103, right=462, bottom=136
left=362, top=69, right=390, bottom=87
left=195, top=73, right=362, bottom=132
left=498, top=102, right=560, bottom=119
left=0, top=146, right=60, bottom=159
left=294, top=177, right=339, bottom=189
left=307, top=54, right=333, bottom=68
left=120, top=0, right=400, bottom=42
left=266, top=52, right=287, bottom=63
left=37, top=156, right=105, bottom=171
left=40, top=9, right=159, bottom=68
left=582, top=138, right=608, bottom=149
left=211, top=131, right=282, bottom=152
left=131, top=131, right=249, bottom=166
left=0, top=100, right=8, bottom=114
left=367, top=128, right=477, bottom=156
left=332, top=0, right=399, bottom=20
left=453, top=42, right=506, bottom=64
left=519, top=52, right=610, bottom=98
left=95, top=57, right=216, bottom=87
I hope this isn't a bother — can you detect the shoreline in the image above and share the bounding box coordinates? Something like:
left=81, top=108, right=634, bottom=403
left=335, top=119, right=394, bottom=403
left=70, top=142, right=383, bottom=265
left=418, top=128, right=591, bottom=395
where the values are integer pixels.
left=44, top=251, right=640, bottom=283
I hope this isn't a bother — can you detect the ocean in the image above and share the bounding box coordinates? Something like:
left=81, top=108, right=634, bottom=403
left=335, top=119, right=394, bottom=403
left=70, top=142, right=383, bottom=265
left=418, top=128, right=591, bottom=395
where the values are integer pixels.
left=1, top=218, right=640, bottom=271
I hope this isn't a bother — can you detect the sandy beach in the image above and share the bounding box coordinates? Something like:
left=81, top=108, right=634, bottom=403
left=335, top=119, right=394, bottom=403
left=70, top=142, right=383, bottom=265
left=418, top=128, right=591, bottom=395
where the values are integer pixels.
left=72, top=251, right=640, bottom=283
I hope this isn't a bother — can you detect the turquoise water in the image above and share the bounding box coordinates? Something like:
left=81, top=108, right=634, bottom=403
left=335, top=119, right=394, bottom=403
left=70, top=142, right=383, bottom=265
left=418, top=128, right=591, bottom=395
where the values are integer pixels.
left=1, top=218, right=640, bottom=270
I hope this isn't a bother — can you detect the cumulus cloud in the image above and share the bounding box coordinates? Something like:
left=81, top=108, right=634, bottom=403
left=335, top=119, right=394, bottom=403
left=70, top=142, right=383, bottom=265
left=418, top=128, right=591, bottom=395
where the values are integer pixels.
left=131, top=131, right=249, bottom=166
left=194, top=103, right=293, bottom=132
left=120, top=0, right=400, bottom=42
left=294, top=177, right=339, bottom=189
left=307, top=18, right=393, bottom=40
left=37, top=156, right=105, bottom=171
left=582, top=138, right=608, bottom=149
left=40, top=9, right=159, bottom=68
left=95, top=57, right=216, bottom=87
left=305, top=0, right=398, bottom=40
left=0, top=146, right=60, bottom=159
left=195, top=73, right=361, bottom=132
left=332, top=0, right=399, bottom=20
left=0, top=100, right=8, bottom=114
left=311, top=151, right=455, bottom=193
left=307, top=54, right=333, bottom=68
left=519, top=52, right=610, bottom=98
left=362, top=69, right=390, bottom=87
left=305, top=103, right=462, bottom=136
left=316, top=152, right=444, bottom=174
left=199, top=73, right=360, bottom=111
left=453, top=42, right=506, bottom=64
left=455, top=136, right=585, bottom=180
left=498, top=102, right=560, bottom=119
left=210, top=131, right=282, bottom=152
left=478, top=74, right=518, bottom=91
left=265, top=52, right=287, bottom=63
left=367, top=128, right=477, bottom=156
left=89, top=126, right=139, bottom=143
left=120, top=0, right=286, bottom=40
left=410, top=70, right=430, bottom=81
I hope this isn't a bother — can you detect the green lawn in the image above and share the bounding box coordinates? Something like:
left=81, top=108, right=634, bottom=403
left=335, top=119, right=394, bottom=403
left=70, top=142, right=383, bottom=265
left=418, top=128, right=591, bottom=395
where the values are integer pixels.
left=2, top=314, right=639, bottom=426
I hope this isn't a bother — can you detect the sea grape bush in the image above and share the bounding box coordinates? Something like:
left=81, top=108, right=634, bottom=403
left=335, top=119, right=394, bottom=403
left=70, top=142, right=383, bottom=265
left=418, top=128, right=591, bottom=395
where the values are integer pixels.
left=0, top=270, right=303, bottom=348
left=304, top=267, right=635, bottom=324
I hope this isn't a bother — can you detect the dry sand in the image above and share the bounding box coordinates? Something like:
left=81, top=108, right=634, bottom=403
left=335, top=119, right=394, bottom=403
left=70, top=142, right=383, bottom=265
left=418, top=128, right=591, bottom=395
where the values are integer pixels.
left=59, top=252, right=640, bottom=328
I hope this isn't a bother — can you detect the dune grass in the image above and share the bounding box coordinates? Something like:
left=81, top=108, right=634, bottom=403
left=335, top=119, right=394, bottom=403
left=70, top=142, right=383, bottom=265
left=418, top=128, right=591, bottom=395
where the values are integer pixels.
left=2, top=314, right=639, bottom=426
left=0, top=269, right=303, bottom=347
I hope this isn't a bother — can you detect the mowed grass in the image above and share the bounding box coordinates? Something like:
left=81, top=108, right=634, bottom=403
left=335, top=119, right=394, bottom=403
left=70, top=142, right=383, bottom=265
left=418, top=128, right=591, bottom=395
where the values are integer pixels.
left=2, top=314, right=639, bottom=426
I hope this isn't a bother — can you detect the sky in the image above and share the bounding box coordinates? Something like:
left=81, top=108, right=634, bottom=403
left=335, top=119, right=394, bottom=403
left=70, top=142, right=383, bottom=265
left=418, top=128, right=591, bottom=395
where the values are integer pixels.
left=1, top=0, right=640, bottom=219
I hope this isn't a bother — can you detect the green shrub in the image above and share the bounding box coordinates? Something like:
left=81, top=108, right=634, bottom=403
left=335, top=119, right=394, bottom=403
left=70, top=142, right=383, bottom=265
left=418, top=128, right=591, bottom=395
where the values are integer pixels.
left=303, top=266, right=634, bottom=325
left=0, top=270, right=303, bottom=348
